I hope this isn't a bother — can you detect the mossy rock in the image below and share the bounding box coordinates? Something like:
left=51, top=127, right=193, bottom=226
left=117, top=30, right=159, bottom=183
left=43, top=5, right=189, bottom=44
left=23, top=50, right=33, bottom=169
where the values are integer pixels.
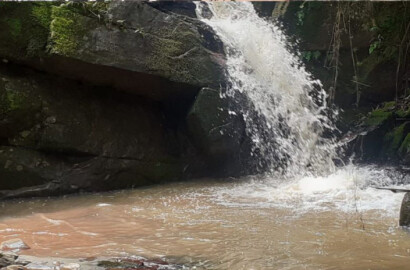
left=0, top=2, right=225, bottom=100
left=0, top=146, right=62, bottom=190
left=398, top=133, right=410, bottom=165
left=0, top=73, right=42, bottom=138
left=382, top=123, right=410, bottom=159
left=0, top=2, right=52, bottom=60
left=364, top=108, right=394, bottom=127
left=397, top=107, right=410, bottom=118
left=49, top=5, right=91, bottom=55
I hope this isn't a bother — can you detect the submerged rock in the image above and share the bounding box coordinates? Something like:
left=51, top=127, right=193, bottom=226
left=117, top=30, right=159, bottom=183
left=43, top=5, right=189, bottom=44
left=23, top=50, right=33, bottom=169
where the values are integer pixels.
left=0, top=239, right=29, bottom=252
left=399, top=192, right=410, bottom=227
left=0, top=252, right=18, bottom=268
left=3, top=265, right=26, bottom=270
left=0, top=254, right=185, bottom=270
left=349, top=100, right=410, bottom=165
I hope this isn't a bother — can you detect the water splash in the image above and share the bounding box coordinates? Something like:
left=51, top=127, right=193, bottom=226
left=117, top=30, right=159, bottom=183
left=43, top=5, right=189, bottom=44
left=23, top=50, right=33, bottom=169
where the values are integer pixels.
left=196, top=2, right=338, bottom=176
left=212, top=165, right=410, bottom=215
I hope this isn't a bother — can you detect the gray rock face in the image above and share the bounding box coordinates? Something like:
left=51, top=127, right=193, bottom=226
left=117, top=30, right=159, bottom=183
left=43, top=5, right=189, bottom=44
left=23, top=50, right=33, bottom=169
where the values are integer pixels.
left=0, top=65, right=185, bottom=198
left=400, top=192, right=410, bottom=227
left=0, top=1, right=225, bottom=102
left=187, top=88, right=249, bottom=175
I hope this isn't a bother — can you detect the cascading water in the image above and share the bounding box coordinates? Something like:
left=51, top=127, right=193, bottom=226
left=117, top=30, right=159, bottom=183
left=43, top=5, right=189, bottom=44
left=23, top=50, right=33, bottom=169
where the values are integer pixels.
left=193, top=1, right=410, bottom=214
left=194, top=1, right=409, bottom=217
left=196, top=2, right=338, bottom=177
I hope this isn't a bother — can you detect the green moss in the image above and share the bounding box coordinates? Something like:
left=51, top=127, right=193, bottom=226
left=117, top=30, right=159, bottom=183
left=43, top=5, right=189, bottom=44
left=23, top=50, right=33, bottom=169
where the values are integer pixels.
left=397, top=108, right=410, bottom=118
left=0, top=2, right=52, bottom=59
left=383, top=124, right=407, bottom=156
left=1, top=88, right=35, bottom=115
left=50, top=6, right=81, bottom=55
left=49, top=5, right=96, bottom=56
left=6, top=91, right=24, bottom=111
left=381, top=101, right=395, bottom=110
left=364, top=109, right=393, bottom=126
left=31, top=4, right=52, bottom=29
left=398, top=134, right=410, bottom=157
left=6, top=18, right=22, bottom=38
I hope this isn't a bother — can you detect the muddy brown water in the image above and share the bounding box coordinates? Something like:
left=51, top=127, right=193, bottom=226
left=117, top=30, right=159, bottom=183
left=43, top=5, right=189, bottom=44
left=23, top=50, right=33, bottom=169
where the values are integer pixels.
left=0, top=175, right=409, bottom=269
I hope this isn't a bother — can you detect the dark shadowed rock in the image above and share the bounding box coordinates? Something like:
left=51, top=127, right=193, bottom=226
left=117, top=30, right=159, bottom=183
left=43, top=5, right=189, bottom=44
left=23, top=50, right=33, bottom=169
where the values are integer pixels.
left=0, top=251, right=18, bottom=268
left=399, top=192, right=410, bottom=227
left=0, top=64, right=186, bottom=198
left=398, top=134, right=410, bottom=166
left=147, top=0, right=198, bottom=18
left=347, top=101, right=410, bottom=165
left=187, top=87, right=249, bottom=175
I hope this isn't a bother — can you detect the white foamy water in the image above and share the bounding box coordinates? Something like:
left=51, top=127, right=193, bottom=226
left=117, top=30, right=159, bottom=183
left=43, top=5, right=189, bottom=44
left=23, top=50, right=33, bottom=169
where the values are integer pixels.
left=212, top=165, right=409, bottom=216
left=196, top=2, right=337, bottom=176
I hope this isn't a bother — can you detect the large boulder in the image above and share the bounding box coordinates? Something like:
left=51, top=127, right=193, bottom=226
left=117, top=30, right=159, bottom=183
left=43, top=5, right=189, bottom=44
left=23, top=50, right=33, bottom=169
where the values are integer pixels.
left=187, top=88, right=250, bottom=176
left=349, top=100, right=410, bottom=165
left=398, top=134, right=410, bottom=166
left=0, top=1, right=225, bottom=102
left=0, top=64, right=185, bottom=198
left=399, top=192, right=410, bottom=227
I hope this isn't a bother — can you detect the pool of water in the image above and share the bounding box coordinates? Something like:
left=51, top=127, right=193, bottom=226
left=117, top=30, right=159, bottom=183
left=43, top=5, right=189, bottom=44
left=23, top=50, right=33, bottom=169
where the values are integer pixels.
left=1, top=165, right=409, bottom=269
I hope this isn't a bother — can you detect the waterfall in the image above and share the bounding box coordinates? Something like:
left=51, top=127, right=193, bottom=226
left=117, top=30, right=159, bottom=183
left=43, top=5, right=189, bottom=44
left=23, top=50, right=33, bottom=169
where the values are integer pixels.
left=196, top=2, right=338, bottom=177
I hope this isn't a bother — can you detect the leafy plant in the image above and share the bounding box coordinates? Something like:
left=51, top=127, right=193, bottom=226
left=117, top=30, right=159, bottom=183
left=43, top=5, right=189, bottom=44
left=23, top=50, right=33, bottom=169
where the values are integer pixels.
left=296, top=3, right=305, bottom=26
left=301, top=50, right=321, bottom=62
left=369, top=39, right=381, bottom=54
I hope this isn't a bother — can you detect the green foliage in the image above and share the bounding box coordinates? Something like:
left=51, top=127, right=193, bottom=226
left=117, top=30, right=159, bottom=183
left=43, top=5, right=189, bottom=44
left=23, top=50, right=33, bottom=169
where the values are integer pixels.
left=296, top=9, right=305, bottom=26
left=369, top=40, right=380, bottom=54
left=31, top=4, right=52, bottom=29
left=398, top=134, right=410, bottom=157
left=0, top=2, right=53, bottom=59
left=301, top=50, right=321, bottom=62
left=367, top=3, right=410, bottom=59
left=6, top=18, right=22, bottom=38
left=397, top=107, right=410, bottom=118
left=383, top=123, right=407, bottom=156
left=364, top=109, right=393, bottom=127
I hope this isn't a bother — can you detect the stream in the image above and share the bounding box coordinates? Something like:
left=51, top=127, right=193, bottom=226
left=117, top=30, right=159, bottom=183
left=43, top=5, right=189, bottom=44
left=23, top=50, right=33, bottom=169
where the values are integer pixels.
left=1, top=165, right=409, bottom=269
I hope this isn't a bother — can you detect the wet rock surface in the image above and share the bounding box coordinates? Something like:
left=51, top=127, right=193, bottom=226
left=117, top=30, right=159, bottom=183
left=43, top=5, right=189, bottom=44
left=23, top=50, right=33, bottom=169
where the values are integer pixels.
left=0, top=252, right=18, bottom=268
left=400, top=192, right=410, bottom=227
left=345, top=100, right=410, bottom=166
left=187, top=87, right=250, bottom=176
left=0, top=253, right=186, bottom=270
left=0, top=240, right=29, bottom=253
